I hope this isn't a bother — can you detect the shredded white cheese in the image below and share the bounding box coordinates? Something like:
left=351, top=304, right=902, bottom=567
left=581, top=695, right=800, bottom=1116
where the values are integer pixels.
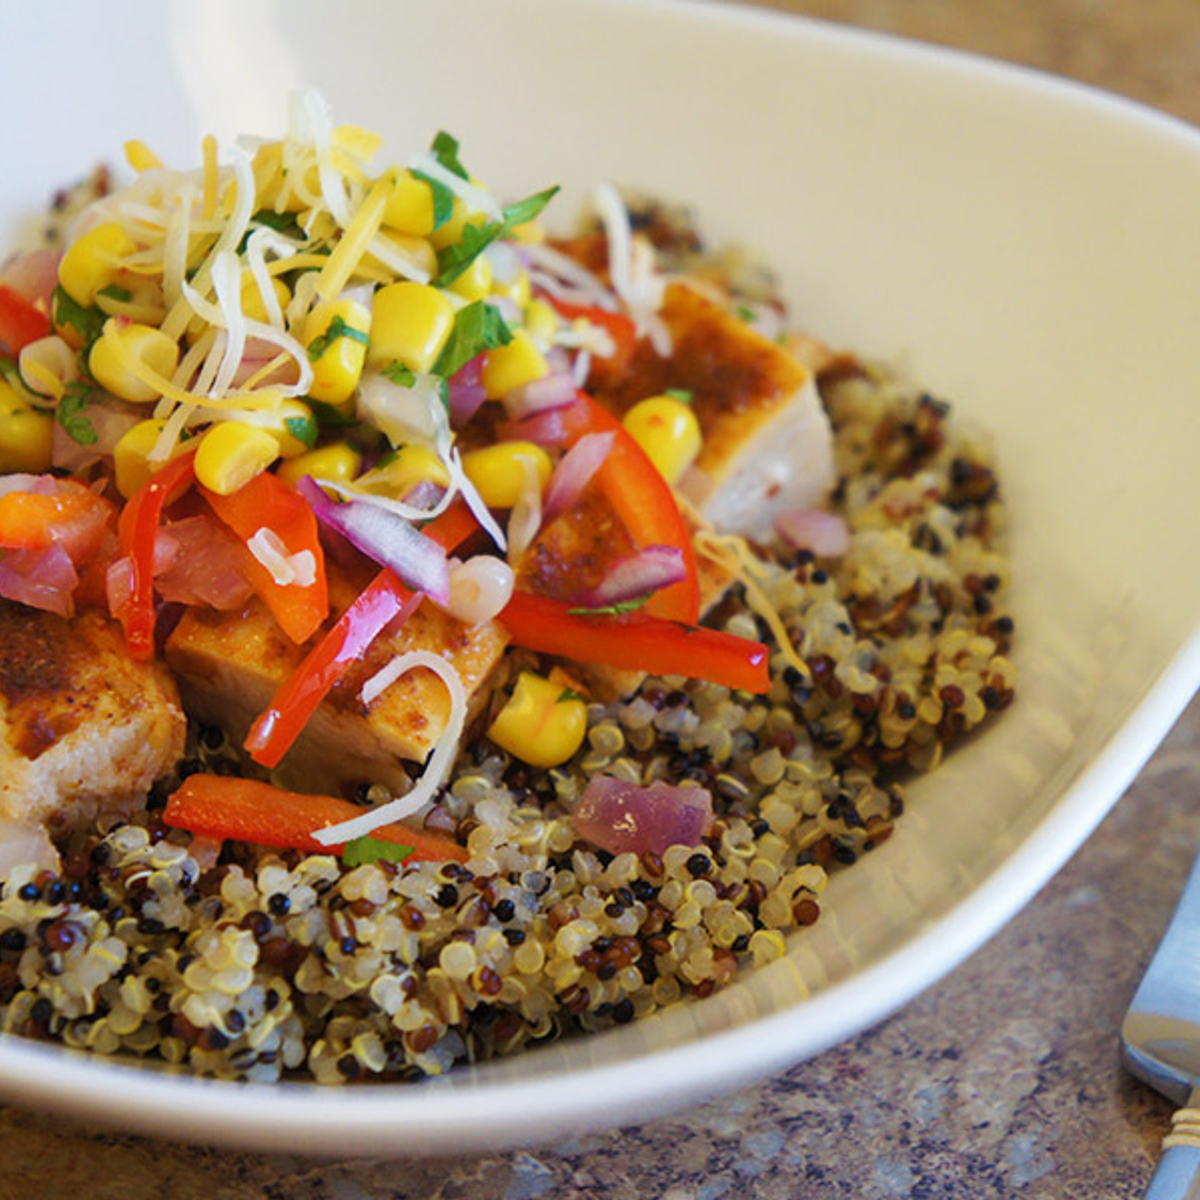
left=247, top=527, right=317, bottom=587
left=406, top=153, right=502, bottom=221
left=312, top=651, right=469, bottom=844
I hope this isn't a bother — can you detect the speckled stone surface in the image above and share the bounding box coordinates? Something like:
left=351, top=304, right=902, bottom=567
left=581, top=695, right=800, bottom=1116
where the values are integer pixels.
left=5, top=4, right=1200, bottom=1197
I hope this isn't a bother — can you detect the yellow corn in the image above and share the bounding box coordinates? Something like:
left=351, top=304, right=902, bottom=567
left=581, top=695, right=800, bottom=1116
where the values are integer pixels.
left=0, top=380, right=53, bottom=474
left=123, top=140, right=163, bottom=173
left=194, top=421, right=280, bottom=495
left=58, top=222, right=137, bottom=306
left=355, top=444, right=451, bottom=498
left=491, top=268, right=531, bottom=310
left=448, top=252, right=493, bottom=303
left=367, top=282, right=455, bottom=374
left=304, top=297, right=371, bottom=405
left=255, top=399, right=317, bottom=459
left=276, top=442, right=363, bottom=488
left=112, top=419, right=192, bottom=498
left=429, top=200, right=489, bottom=251
left=480, top=330, right=549, bottom=399
left=461, top=440, right=552, bottom=509
left=523, top=299, right=559, bottom=349
left=487, top=671, right=587, bottom=768
left=365, top=232, right=436, bottom=281
left=382, top=169, right=435, bottom=236
left=241, top=272, right=291, bottom=325
left=89, top=322, right=180, bottom=403
left=622, top=394, right=702, bottom=485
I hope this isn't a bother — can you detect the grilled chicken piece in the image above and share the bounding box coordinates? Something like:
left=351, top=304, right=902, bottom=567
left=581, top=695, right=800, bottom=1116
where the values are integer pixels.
left=0, top=602, right=186, bottom=833
left=165, top=560, right=508, bottom=795
left=588, top=282, right=836, bottom=539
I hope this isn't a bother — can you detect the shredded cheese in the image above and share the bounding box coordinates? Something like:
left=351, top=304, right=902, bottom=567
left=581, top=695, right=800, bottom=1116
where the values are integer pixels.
left=407, top=152, right=502, bottom=221
left=201, top=134, right=219, bottom=220
left=311, top=651, right=469, bottom=845
left=315, top=175, right=390, bottom=302
left=247, top=527, right=316, bottom=587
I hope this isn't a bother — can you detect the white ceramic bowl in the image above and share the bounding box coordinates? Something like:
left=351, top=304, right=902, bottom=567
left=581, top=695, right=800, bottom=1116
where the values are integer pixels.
left=3, top=0, right=1200, bottom=1156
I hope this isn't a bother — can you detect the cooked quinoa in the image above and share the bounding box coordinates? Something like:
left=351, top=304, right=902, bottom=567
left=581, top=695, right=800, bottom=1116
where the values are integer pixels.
left=0, top=367, right=1013, bottom=1083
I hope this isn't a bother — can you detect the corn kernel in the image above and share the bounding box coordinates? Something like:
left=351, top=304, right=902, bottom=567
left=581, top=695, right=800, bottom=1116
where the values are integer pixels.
left=355, top=444, right=451, bottom=499
left=89, top=322, right=180, bottom=403
left=448, top=252, right=493, bottom=303
left=365, top=232, right=437, bottom=280
left=367, top=282, right=455, bottom=374
left=194, top=421, right=279, bottom=495
left=304, top=297, right=371, bottom=405
left=480, top=331, right=548, bottom=400
left=58, top=222, right=136, bottom=306
left=523, top=299, right=559, bottom=349
left=251, top=399, right=316, bottom=459
left=276, top=442, right=363, bottom=488
left=487, top=671, right=587, bottom=768
left=112, top=419, right=193, bottom=498
left=429, top=200, right=489, bottom=252
left=622, top=394, right=702, bottom=484
left=241, top=272, right=291, bottom=325
left=382, top=169, right=435, bottom=236
left=491, top=268, right=531, bottom=310
left=461, top=440, right=552, bottom=509
left=0, top=380, right=53, bottom=474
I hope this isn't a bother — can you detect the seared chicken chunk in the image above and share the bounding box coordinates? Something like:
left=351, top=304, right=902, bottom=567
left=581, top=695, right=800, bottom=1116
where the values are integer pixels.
left=166, top=560, right=508, bottom=795
left=589, top=282, right=836, bottom=538
left=0, top=602, right=186, bottom=833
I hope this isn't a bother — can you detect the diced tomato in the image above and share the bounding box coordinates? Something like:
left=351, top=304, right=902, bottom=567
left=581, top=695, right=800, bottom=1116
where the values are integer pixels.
left=0, top=285, right=51, bottom=356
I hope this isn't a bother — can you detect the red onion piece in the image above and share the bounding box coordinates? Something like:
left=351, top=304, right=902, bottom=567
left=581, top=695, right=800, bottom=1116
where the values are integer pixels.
left=576, top=544, right=685, bottom=608
left=574, top=775, right=713, bottom=856
left=542, top=430, right=614, bottom=523
left=296, top=476, right=449, bottom=603
left=774, top=508, right=850, bottom=557
left=52, top=400, right=140, bottom=473
left=0, top=248, right=58, bottom=311
left=502, top=370, right=576, bottom=420
left=497, top=396, right=587, bottom=448
left=447, top=355, right=487, bottom=429
left=230, top=337, right=301, bottom=388
left=154, top=517, right=255, bottom=610
left=0, top=543, right=78, bottom=616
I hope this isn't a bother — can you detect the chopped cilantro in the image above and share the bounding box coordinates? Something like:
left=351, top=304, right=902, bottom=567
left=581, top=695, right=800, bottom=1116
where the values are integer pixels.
left=237, top=209, right=301, bottom=251
left=381, top=361, right=417, bottom=388
left=412, top=169, right=455, bottom=233
left=557, top=687, right=586, bottom=704
left=430, top=131, right=469, bottom=180
left=566, top=595, right=651, bottom=617
left=432, top=300, right=512, bottom=379
left=341, top=836, right=415, bottom=867
left=307, top=314, right=370, bottom=362
left=97, top=284, right=133, bottom=303
left=51, top=285, right=105, bottom=349
left=735, top=304, right=756, bottom=322
left=433, top=186, right=559, bottom=288
left=664, top=388, right=693, bottom=405
left=56, top=382, right=98, bottom=446
left=308, top=398, right=358, bottom=427
left=284, top=413, right=318, bottom=450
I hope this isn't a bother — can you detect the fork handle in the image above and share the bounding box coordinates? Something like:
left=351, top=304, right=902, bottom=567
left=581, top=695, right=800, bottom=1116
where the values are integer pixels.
left=1147, top=1102, right=1200, bottom=1199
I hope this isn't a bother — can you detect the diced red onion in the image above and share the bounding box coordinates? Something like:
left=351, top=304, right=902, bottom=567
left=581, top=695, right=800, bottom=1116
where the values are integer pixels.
left=231, top=337, right=300, bottom=388
left=774, top=508, right=850, bottom=557
left=296, top=475, right=449, bottom=603
left=447, top=355, right=487, bottom=429
left=0, top=820, right=60, bottom=880
left=154, top=517, right=254, bottom=610
left=575, top=544, right=686, bottom=608
left=542, top=430, right=614, bottom=523
left=574, top=775, right=713, bottom=856
left=399, top=479, right=447, bottom=512
left=0, top=543, right=78, bottom=617
left=52, top=400, right=140, bottom=473
left=497, top=396, right=587, bottom=448
left=0, top=248, right=58, bottom=310
left=501, top=370, right=576, bottom=420
left=423, top=805, right=458, bottom=835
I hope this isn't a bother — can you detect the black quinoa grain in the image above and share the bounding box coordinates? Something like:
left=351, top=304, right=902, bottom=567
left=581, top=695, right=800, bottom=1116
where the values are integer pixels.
left=434, top=884, right=459, bottom=909
left=137, top=916, right=165, bottom=935
left=631, top=880, right=657, bottom=902
left=267, top=893, right=291, bottom=917
left=503, top=928, right=526, bottom=946
left=491, top=899, right=515, bottom=922
left=973, top=594, right=993, bottom=615
left=612, top=998, right=635, bottom=1024
left=30, top=998, right=52, bottom=1024
left=832, top=839, right=858, bottom=866
left=686, top=853, right=711, bottom=878
left=0, top=930, right=25, bottom=953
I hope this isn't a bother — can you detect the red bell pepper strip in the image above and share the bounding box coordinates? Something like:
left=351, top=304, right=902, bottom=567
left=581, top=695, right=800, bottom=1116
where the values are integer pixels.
left=163, top=774, right=468, bottom=862
left=498, top=591, right=770, bottom=694
left=244, top=501, right=478, bottom=768
left=540, top=294, right=638, bottom=366
left=116, top=449, right=196, bottom=660
left=0, top=285, right=51, bottom=357
left=202, top=472, right=328, bottom=644
left=0, top=486, right=110, bottom=554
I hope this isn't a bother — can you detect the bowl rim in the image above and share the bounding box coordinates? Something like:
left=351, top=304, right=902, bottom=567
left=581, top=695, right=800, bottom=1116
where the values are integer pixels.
left=3, top=0, right=1200, bottom=1156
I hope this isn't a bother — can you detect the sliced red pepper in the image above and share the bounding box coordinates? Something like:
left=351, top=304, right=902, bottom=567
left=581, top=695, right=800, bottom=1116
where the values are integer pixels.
left=498, top=591, right=770, bottom=694
left=164, top=774, right=468, bottom=862
left=202, top=472, right=328, bottom=645
left=116, top=449, right=196, bottom=660
left=244, top=501, right=478, bottom=768
left=540, top=294, right=638, bottom=367
left=0, top=285, right=51, bottom=357
left=0, top=486, right=110, bottom=555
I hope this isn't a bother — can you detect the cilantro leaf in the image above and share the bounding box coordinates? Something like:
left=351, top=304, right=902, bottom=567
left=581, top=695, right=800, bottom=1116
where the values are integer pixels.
left=412, top=169, right=455, bottom=233
left=433, top=301, right=512, bottom=379
left=341, top=835, right=415, bottom=867
left=56, top=382, right=98, bottom=446
left=307, top=314, right=370, bottom=362
left=97, top=284, right=133, bottom=303
left=430, top=131, right=469, bottom=180
left=308, top=398, right=358, bottom=428
left=381, top=361, right=417, bottom=388
left=433, top=185, right=559, bottom=287
left=237, top=209, right=301, bottom=251
left=736, top=304, right=756, bottom=322
left=557, top=687, right=586, bottom=704
left=284, top=413, right=318, bottom=450
left=664, top=388, right=693, bottom=405
left=52, top=286, right=105, bottom=349
left=566, top=595, right=651, bottom=617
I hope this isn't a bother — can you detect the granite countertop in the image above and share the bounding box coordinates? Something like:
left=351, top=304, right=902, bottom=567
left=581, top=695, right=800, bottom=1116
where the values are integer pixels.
left=6, top=3, right=1200, bottom=1197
